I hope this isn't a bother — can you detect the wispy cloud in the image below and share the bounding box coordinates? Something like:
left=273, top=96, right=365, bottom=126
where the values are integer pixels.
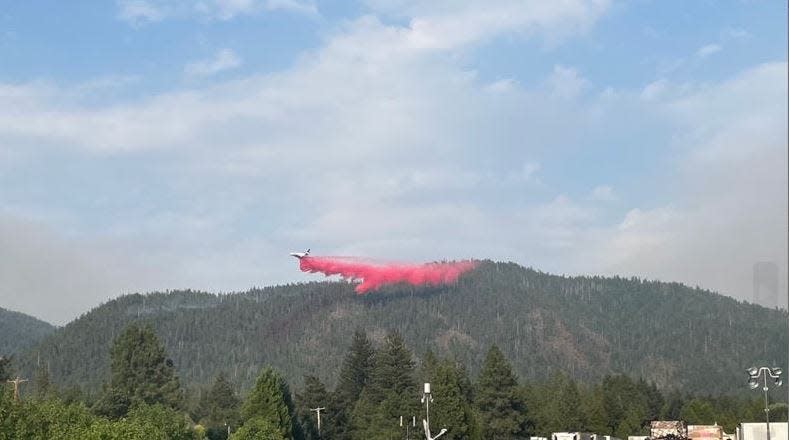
left=117, top=0, right=318, bottom=23
left=696, top=43, right=722, bottom=58
left=185, top=49, right=242, bottom=77
left=117, top=0, right=165, bottom=25
left=265, top=0, right=317, bottom=16
left=2, top=1, right=787, bottom=323
left=589, top=185, right=616, bottom=202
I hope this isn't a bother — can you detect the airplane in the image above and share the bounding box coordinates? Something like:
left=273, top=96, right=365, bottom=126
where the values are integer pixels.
left=289, top=248, right=310, bottom=259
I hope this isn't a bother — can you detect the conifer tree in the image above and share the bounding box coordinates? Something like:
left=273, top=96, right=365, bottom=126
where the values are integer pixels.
left=296, top=375, right=330, bottom=440
left=661, top=390, right=684, bottom=420
left=33, top=362, right=53, bottom=400
left=557, top=377, right=585, bottom=431
left=198, top=372, right=242, bottom=439
left=331, top=329, right=375, bottom=440
left=0, top=356, right=11, bottom=381
left=602, top=375, right=648, bottom=436
left=582, top=384, right=609, bottom=435
left=242, top=367, right=300, bottom=440
left=474, top=345, right=527, bottom=440
left=428, top=359, right=477, bottom=440
left=351, top=331, right=418, bottom=440
left=94, top=323, right=182, bottom=418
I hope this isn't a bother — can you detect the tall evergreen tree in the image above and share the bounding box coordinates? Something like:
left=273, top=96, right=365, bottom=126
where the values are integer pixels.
left=427, top=359, right=478, bottom=440
left=557, top=377, right=586, bottom=432
left=474, top=345, right=527, bottom=440
left=661, top=390, right=684, bottom=420
left=331, top=329, right=375, bottom=440
left=242, top=367, right=300, bottom=440
left=602, top=375, right=648, bottom=436
left=0, top=356, right=11, bottom=381
left=351, top=331, right=418, bottom=440
left=198, top=372, right=242, bottom=440
left=93, top=323, right=182, bottom=418
left=33, top=362, right=53, bottom=400
left=296, top=375, right=330, bottom=440
left=582, top=384, right=609, bottom=435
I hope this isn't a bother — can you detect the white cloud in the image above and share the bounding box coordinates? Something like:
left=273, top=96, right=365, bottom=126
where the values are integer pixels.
left=185, top=48, right=242, bottom=77
left=118, top=0, right=165, bottom=25
left=0, top=4, right=616, bottom=322
left=208, top=0, right=258, bottom=19
left=696, top=43, right=722, bottom=57
left=599, top=63, right=788, bottom=307
left=721, top=27, right=750, bottom=41
left=547, top=65, right=589, bottom=99
left=589, top=185, right=616, bottom=202
left=265, top=0, right=317, bottom=16
left=640, top=78, right=668, bottom=101
left=117, top=0, right=317, bottom=23
left=403, top=0, right=611, bottom=50
left=2, top=2, right=786, bottom=323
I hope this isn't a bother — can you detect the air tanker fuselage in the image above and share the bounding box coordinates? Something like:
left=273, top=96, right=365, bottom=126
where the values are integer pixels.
left=290, top=249, right=310, bottom=259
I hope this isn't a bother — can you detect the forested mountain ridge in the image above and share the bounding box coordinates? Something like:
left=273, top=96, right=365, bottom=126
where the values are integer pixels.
left=0, top=307, right=55, bottom=355
left=13, top=261, right=788, bottom=396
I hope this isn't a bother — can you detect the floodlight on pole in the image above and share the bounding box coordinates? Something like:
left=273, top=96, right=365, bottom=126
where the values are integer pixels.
left=747, top=366, right=783, bottom=440
left=421, top=382, right=447, bottom=440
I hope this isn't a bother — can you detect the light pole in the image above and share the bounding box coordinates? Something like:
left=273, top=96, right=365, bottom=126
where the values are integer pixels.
left=747, top=366, right=783, bottom=440
left=421, top=383, right=447, bottom=440
left=421, top=383, right=432, bottom=430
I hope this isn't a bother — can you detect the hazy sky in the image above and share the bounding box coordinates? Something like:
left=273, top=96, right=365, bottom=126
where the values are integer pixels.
left=1, top=1, right=786, bottom=324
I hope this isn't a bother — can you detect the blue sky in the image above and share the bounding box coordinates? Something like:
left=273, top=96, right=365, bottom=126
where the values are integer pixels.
left=0, top=0, right=786, bottom=324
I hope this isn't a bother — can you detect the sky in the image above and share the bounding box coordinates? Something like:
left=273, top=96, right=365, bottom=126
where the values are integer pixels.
left=0, top=0, right=786, bottom=325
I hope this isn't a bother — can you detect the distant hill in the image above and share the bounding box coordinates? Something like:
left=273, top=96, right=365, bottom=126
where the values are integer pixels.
left=16, top=261, right=788, bottom=396
left=0, top=307, right=56, bottom=355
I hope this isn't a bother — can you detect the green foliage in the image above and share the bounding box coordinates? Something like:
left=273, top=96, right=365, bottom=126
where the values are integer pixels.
left=0, top=397, right=95, bottom=440
left=197, top=372, right=242, bottom=435
left=351, top=331, right=418, bottom=440
left=474, top=345, right=528, bottom=440
left=582, top=384, right=608, bottom=434
left=424, top=358, right=478, bottom=440
left=330, top=328, right=375, bottom=440
left=33, top=362, right=54, bottom=400
left=0, top=356, right=10, bottom=382
left=0, top=395, right=198, bottom=440
left=14, top=263, right=789, bottom=398
left=0, top=307, right=55, bottom=356
left=230, top=417, right=286, bottom=440
left=601, top=375, right=650, bottom=437
left=241, top=367, right=299, bottom=439
left=295, top=375, right=330, bottom=440
left=680, top=398, right=717, bottom=425
left=94, top=323, right=183, bottom=418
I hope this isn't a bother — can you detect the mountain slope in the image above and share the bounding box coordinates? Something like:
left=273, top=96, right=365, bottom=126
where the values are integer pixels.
left=0, top=307, right=56, bottom=355
left=18, top=261, right=788, bottom=395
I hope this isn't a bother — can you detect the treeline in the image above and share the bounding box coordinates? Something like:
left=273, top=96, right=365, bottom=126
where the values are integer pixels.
left=1, top=324, right=786, bottom=440
left=15, top=262, right=788, bottom=397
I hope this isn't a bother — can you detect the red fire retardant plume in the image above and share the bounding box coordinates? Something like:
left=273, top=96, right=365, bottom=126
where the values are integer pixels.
left=298, top=257, right=476, bottom=293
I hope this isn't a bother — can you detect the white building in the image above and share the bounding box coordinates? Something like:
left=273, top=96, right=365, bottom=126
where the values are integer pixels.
left=736, top=422, right=788, bottom=440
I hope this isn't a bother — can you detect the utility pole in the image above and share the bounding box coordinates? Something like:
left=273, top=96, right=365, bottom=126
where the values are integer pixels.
left=311, top=407, right=325, bottom=436
left=7, top=376, right=29, bottom=402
